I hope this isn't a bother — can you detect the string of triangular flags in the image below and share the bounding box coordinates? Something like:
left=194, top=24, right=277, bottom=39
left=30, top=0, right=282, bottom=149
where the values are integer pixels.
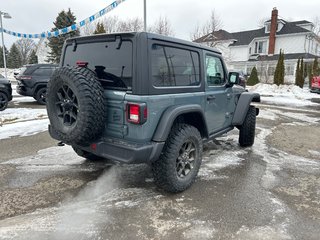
left=0, top=0, right=126, bottom=39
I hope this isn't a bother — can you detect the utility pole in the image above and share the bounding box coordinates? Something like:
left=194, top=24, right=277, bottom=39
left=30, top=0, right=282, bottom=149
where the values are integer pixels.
left=0, top=11, right=11, bottom=79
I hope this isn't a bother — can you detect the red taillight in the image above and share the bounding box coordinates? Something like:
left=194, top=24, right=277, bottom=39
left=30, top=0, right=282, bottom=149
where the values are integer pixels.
left=129, top=104, right=140, bottom=123
left=19, top=75, right=32, bottom=80
left=90, top=143, right=97, bottom=151
left=127, top=103, right=147, bottom=124
left=76, top=61, right=88, bottom=68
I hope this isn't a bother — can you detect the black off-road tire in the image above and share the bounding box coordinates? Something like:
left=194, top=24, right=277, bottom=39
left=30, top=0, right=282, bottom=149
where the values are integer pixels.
left=72, top=146, right=105, bottom=161
left=152, top=124, right=203, bottom=193
left=0, top=92, right=9, bottom=111
left=47, top=67, right=106, bottom=145
left=239, top=106, right=256, bottom=147
left=35, top=87, right=47, bottom=105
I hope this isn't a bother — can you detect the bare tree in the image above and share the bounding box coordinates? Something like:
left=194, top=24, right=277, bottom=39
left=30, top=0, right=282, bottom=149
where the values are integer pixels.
left=81, top=22, right=96, bottom=36
left=117, top=17, right=143, bottom=32
left=80, top=16, right=144, bottom=36
left=103, top=16, right=121, bottom=33
left=313, top=16, right=320, bottom=36
left=15, top=39, right=36, bottom=65
left=257, top=17, right=269, bottom=28
left=149, top=16, right=175, bottom=36
left=191, top=10, right=222, bottom=44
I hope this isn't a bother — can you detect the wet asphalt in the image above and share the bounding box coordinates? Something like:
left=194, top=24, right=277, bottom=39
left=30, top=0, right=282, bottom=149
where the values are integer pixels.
left=0, top=98, right=319, bottom=239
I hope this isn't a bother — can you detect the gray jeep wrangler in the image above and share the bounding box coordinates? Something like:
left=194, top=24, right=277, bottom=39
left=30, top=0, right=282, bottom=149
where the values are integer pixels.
left=46, top=32, right=260, bottom=192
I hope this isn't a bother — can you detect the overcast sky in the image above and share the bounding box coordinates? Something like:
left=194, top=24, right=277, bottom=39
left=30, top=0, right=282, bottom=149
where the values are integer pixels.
left=1, top=0, right=320, bottom=48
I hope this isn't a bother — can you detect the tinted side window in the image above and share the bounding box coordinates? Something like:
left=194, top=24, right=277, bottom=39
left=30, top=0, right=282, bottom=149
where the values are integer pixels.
left=32, top=68, right=54, bottom=76
left=151, top=45, right=200, bottom=87
left=205, top=55, right=225, bottom=86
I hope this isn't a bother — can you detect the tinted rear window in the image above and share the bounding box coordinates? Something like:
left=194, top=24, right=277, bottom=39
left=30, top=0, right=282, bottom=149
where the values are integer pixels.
left=63, top=40, right=133, bottom=90
left=32, top=68, right=54, bottom=76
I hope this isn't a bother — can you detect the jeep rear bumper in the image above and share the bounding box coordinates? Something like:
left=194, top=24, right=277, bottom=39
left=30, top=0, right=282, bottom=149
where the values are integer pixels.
left=49, top=125, right=164, bottom=164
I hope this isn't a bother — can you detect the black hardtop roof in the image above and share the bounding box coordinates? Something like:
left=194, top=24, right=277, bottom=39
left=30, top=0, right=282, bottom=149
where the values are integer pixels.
left=66, top=32, right=221, bottom=55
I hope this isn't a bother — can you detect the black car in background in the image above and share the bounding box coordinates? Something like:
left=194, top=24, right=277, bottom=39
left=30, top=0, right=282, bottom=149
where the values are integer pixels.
left=0, top=74, right=12, bottom=111
left=16, top=64, right=58, bottom=104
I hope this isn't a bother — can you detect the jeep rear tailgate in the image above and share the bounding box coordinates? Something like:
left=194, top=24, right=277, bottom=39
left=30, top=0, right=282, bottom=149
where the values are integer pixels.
left=104, top=90, right=127, bottom=138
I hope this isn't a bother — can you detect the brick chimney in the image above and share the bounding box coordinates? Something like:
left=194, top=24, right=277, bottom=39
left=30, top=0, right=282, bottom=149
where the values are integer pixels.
left=268, top=7, right=278, bottom=55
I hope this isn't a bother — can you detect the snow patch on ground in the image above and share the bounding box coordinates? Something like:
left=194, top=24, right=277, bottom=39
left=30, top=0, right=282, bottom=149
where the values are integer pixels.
left=204, top=150, right=245, bottom=169
left=13, top=97, right=37, bottom=104
left=183, top=220, right=216, bottom=239
left=0, top=68, right=17, bottom=81
left=254, top=125, right=320, bottom=190
left=0, top=119, right=49, bottom=140
left=235, top=225, right=290, bottom=240
left=0, top=108, right=47, bottom=124
left=308, top=150, right=320, bottom=158
left=249, top=83, right=320, bottom=106
left=257, top=108, right=279, bottom=121
left=3, top=146, right=81, bottom=166
left=200, top=137, right=247, bottom=181
left=267, top=109, right=319, bottom=124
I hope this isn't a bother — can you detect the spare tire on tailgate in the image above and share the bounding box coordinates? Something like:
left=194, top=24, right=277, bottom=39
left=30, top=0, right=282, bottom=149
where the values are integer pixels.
left=46, top=66, right=106, bottom=145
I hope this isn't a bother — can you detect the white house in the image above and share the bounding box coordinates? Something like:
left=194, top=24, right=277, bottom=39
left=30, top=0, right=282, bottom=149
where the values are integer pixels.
left=195, top=8, right=320, bottom=83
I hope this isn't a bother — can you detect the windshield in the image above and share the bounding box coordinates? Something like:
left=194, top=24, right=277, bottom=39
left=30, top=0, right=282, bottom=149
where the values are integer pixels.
left=63, top=40, right=133, bottom=90
left=0, top=74, right=4, bottom=78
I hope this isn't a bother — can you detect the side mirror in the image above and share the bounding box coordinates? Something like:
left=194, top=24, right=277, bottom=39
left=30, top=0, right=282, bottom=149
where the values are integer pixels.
left=227, top=72, right=240, bottom=87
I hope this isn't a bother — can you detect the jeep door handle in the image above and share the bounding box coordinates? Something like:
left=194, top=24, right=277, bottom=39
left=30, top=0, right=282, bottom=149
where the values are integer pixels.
left=207, top=95, right=216, bottom=101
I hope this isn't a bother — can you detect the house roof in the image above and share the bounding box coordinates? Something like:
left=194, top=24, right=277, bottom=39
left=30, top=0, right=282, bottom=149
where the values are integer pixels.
left=248, top=53, right=318, bottom=62
left=194, top=20, right=312, bottom=47
left=195, top=29, right=234, bottom=43
left=230, top=28, right=267, bottom=46
left=291, top=20, right=312, bottom=25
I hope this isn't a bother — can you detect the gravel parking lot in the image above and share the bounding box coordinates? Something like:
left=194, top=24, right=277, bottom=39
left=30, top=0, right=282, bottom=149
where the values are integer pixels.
left=0, top=96, right=319, bottom=239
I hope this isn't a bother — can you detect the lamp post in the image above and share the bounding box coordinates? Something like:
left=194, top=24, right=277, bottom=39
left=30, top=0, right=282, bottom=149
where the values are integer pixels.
left=143, top=0, right=146, bottom=31
left=0, top=11, right=11, bottom=79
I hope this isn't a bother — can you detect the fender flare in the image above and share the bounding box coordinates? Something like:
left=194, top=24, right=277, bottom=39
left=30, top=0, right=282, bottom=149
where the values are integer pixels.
left=152, top=104, right=208, bottom=142
left=232, top=92, right=260, bottom=126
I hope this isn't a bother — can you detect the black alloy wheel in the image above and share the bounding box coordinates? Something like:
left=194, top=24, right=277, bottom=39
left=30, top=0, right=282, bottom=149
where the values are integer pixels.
left=0, top=92, right=8, bottom=111
left=36, top=88, right=47, bottom=105
left=176, top=140, right=196, bottom=178
left=55, top=85, right=79, bottom=127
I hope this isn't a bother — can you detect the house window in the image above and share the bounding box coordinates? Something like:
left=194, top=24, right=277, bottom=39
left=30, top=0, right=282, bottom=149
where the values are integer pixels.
left=285, top=64, right=294, bottom=76
left=249, top=47, right=252, bottom=55
left=254, top=41, right=267, bottom=54
left=268, top=65, right=276, bottom=76
left=266, top=24, right=271, bottom=33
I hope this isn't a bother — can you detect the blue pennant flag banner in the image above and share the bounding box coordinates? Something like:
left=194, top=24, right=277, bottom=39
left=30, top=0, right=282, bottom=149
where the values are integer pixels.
left=0, top=0, right=126, bottom=39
